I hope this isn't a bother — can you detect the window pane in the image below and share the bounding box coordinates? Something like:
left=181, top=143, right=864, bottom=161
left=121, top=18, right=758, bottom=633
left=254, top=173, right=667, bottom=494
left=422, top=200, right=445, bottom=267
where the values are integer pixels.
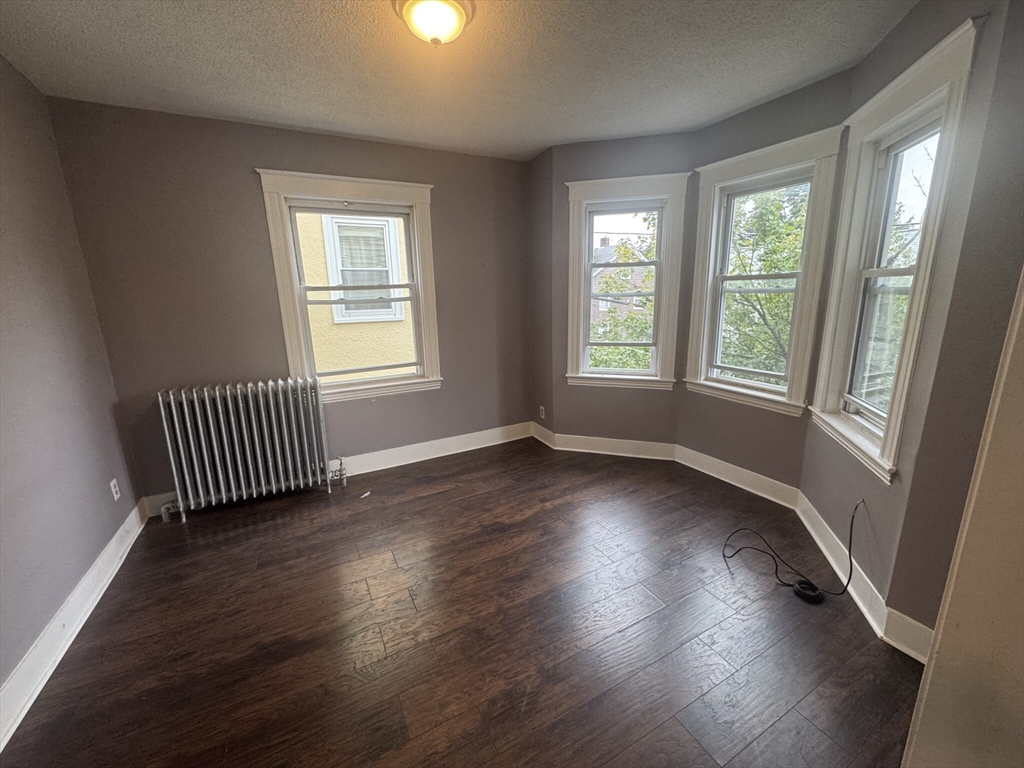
left=590, top=297, right=654, bottom=343
left=727, top=182, right=810, bottom=275
left=305, top=299, right=418, bottom=380
left=295, top=212, right=417, bottom=382
left=849, top=275, right=913, bottom=413
left=877, top=132, right=939, bottom=269
left=338, top=224, right=388, bottom=269
left=591, top=264, right=655, bottom=295
left=587, top=346, right=652, bottom=372
left=592, top=211, right=658, bottom=263
left=718, top=278, right=796, bottom=377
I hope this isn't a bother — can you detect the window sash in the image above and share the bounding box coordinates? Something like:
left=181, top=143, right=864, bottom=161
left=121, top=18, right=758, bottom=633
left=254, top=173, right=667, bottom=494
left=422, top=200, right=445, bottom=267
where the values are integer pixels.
left=581, top=206, right=663, bottom=375
left=841, top=123, right=940, bottom=426
left=292, top=207, right=425, bottom=384
left=704, top=180, right=811, bottom=392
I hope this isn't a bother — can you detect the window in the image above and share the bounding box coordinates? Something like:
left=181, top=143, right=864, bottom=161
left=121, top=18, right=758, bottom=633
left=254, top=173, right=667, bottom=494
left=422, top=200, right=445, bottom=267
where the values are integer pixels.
left=843, top=128, right=939, bottom=426
left=258, top=171, right=442, bottom=401
left=322, top=214, right=404, bottom=323
left=566, top=174, right=689, bottom=389
left=813, top=20, right=977, bottom=482
left=687, top=128, right=842, bottom=414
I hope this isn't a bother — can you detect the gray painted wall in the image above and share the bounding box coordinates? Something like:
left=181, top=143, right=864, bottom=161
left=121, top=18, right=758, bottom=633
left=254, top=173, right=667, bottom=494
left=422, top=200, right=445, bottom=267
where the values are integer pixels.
left=0, top=59, right=136, bottom=682
left=46, top=101, right=532, bottom=497
left=886, top=0, right=1022, bottom=626
left=527, top=149, right=554, bottom=428
left=801, top=0, right=1017, bottom=624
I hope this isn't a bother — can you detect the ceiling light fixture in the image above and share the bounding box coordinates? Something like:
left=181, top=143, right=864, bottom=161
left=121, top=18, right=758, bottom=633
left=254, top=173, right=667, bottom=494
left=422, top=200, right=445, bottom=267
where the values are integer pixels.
left=393, top=0, right=474, bottom=46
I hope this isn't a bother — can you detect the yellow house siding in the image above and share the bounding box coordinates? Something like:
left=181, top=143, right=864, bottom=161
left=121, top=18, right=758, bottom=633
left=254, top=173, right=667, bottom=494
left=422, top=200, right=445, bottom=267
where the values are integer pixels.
left=295, top=212, right=416, bottom=380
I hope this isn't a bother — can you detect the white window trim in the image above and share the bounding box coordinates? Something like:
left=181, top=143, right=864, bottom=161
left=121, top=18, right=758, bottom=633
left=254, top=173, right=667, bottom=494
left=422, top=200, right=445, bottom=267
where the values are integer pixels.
left=686, top=127, right=843, bottom=416
left=812, top=19, right=978, bottom=483
left=566, top=173, right=689, bottom=389
left=322, top=214, right=405, bottom=323
left=257, top=169, right=442, bottom=402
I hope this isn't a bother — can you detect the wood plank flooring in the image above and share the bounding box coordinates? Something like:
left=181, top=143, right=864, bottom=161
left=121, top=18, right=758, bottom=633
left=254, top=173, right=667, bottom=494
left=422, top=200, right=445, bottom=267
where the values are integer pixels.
left=1, top=439, right=923, bottom=767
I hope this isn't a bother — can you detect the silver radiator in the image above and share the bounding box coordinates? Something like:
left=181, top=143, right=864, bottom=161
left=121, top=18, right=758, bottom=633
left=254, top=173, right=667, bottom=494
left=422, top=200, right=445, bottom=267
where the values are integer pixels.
left=158, top=376, right=330, bottom=516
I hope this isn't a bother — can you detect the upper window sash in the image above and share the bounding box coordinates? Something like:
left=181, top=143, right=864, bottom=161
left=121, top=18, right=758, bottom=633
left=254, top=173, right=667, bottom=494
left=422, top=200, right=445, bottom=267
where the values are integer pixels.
left=566, top=174, right=689, bottom=389
left=686, top=127, right=842, bottom=416
left=812, top=19, right=979, bottom=483
left=257, top=170, right=442, bottom=402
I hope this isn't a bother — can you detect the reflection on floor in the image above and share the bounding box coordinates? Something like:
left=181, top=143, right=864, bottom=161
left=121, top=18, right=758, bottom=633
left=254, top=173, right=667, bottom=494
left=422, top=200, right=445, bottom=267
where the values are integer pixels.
left=3, top=438, right=922, bottom=767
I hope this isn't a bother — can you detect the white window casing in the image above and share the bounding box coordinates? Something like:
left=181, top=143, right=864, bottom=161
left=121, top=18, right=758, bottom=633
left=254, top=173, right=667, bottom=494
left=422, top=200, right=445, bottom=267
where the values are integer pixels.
left=566, top=173, right=690, bottom=389
left=686, top=126, right=843, bottom=416
left=812, top=19, right=979, bottom=483
left=258, top=170, right=442, bottom=402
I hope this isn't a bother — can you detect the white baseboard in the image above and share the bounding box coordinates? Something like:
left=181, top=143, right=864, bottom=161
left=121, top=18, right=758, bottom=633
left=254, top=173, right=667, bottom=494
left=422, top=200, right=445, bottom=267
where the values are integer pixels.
left=531, top=425, right=797, bottom=509
left=796, top=492, right=933, bottom=662
left=0, top=501, right=150, bottom=752
left=344, top=421, right=534, bottom=477
left=883, top=609, right=934, bottom=664
left=795, top=492, right=888, bottom=635
left=675, top=444, right=799, bottom=509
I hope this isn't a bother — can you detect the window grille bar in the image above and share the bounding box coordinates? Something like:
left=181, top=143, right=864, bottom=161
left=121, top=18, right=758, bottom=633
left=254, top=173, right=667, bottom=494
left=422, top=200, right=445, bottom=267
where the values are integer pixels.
left=711, top=362, right=788, bottom=381
left=303, top=283, right=414, bottom=292
left=860, top=266, right=916, bottom=278
left=587, top=340, right=654, bottom=348
left=588, top=260, right=659, bottom=269
left=721, top=286, right=796, bottom=295
left=318, top=361, right=420, bottom=377
left=590, top=292, right=656, bottom=299
left=305, top=296, right=414, bottom=306
left=717, top=271, right=800, bottom=282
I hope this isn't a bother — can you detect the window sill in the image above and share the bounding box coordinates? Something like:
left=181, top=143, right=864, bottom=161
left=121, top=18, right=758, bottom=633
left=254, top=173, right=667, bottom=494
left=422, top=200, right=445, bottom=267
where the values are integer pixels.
left=809, top=407, right=895, bottom=484
left=566, top=374, right=675, bottom=391
left=322, top=376, right=442, bottom=403
left=684, top=379, right=804, bottom=416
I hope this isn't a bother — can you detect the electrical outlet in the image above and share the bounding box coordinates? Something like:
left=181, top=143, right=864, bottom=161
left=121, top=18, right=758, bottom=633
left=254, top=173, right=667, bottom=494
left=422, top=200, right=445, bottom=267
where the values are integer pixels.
left=110, top=478, right=120, bottom=501
left=539, top=405, right=546, bottom=419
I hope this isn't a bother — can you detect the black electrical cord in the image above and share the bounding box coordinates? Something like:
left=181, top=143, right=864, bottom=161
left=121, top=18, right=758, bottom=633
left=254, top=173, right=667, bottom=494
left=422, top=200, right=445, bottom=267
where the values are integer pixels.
left=721, top=499, right=864, bottom=604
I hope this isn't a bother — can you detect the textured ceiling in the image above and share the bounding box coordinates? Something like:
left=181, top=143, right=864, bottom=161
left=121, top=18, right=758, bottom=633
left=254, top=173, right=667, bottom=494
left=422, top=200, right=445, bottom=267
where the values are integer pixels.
left=0, top=0, right=914, bottom=160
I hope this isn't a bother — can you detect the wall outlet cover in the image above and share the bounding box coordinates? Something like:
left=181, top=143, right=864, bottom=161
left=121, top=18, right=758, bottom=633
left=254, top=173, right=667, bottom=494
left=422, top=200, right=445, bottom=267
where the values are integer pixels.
left=109, top=478, right=120, bottom=501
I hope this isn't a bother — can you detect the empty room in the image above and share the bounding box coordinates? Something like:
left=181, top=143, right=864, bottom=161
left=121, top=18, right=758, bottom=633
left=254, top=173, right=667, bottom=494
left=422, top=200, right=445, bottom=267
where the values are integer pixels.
left=1, top=0, right=1022, bottom=766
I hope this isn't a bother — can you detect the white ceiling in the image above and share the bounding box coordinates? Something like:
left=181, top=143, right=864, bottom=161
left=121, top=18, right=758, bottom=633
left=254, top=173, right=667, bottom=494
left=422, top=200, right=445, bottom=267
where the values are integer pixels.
left=0, top=0, right=914, bottom=160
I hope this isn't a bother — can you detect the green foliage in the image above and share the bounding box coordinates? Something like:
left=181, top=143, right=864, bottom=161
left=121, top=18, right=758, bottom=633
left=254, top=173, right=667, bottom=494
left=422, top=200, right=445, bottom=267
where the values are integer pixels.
left=717, top=184, right=808, bottom=382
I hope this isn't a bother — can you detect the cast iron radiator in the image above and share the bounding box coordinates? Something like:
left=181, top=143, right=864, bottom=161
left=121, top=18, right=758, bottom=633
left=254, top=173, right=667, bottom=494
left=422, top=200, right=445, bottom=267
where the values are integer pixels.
left=158, top=376, right=330, bottom=515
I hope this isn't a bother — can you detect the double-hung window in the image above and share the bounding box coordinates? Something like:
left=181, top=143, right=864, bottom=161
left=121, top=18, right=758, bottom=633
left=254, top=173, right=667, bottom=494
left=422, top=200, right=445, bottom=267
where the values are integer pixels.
left=687, top=128, right=842, bottom=414
left=813, top=20, right=977, bottom=481
left=842, top=126, right=940, bottom=428
left=566, top=174, right=688, bottom=389
left=258, top=171, right=442, bottom=401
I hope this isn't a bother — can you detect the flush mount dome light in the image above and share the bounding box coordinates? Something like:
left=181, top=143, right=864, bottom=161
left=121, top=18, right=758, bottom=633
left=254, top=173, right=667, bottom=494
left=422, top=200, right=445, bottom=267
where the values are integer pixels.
left=393, top=0, right=474, bottom=46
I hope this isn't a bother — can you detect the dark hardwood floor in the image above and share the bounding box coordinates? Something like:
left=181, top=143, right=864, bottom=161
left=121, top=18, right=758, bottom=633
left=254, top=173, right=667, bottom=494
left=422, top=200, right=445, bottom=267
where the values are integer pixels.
left=2, top=439, right=923, bottom=767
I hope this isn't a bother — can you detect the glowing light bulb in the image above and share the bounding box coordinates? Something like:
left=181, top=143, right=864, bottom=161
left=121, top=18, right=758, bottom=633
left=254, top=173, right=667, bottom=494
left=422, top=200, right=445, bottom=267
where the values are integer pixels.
left=396, top=0, right=471, bottom=46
